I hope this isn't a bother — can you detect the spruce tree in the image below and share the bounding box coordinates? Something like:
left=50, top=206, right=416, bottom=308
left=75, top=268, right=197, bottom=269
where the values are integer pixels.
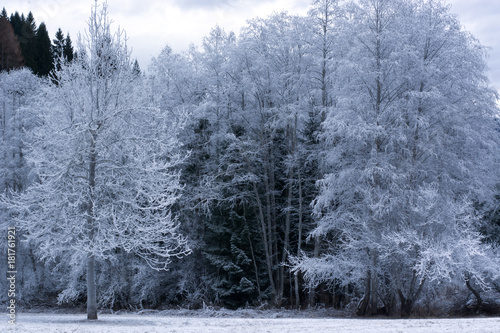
left=53, top=28, right=65, bottom=70
left=1, top=7, right=7, bottom=19
left=34, top=22, right=53, bottom=76
left=132, top=58, right=140, bottom=75
left=53, top=28, right=64, bottom=57
left=9, top=12, right=23, bottom=40
left=203, top=205, right=264, bottom=308
left=20, top=12, right=37, bottom=72
left=24, top=11, right=36, bottom=31
left=63, top=32, right=74, bottom=62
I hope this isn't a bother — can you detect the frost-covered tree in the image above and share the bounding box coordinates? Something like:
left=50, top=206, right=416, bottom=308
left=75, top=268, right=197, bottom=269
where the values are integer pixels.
left=230, top=12, right=316, bottom=306
left=147, top=44, right=213, bottom=305
left=0, top=68, right=56, bottom=307
left=5, top=2, right=190, bottom=320
left=294, top=0, right=500, bottom=317
left=0, top=69, right=39, bottom=193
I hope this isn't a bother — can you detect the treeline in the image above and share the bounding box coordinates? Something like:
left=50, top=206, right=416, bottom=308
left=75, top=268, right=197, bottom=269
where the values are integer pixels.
left=0, top=8, right=73, bottom=74
left=0, top=0, right=500, bottom=318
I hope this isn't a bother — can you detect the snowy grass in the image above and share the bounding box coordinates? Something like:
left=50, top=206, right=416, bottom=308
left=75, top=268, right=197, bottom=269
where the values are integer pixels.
left=4, top=310, right=500, bottom=333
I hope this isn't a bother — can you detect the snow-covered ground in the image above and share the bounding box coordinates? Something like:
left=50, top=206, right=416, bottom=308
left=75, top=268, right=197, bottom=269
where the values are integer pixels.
left=4, top=311, right=500, bottom=333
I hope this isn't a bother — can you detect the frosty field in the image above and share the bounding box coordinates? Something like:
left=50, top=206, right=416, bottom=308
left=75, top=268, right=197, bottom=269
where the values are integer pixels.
left=4, top=312, right=500, bottom=333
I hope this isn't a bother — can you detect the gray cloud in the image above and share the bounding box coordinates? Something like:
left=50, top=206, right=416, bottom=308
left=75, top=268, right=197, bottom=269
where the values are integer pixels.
left=171, top=0, right=273, bottom=10
left=448, top=0, right=500, bottom=90
left=173, top=0, right=231, bottom=8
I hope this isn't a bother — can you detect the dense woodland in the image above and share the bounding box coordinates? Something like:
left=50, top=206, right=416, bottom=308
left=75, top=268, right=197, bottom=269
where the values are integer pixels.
left=1, top=0, right=500, bottom=319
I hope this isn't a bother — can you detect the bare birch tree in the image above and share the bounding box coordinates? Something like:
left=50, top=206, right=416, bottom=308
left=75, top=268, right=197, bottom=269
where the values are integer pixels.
left=5, top=2, right=190, bottom=320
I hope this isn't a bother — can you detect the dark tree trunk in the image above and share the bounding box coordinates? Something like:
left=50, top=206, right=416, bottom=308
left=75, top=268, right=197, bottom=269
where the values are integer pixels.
left=398, top=291, right=413, bottom=319
left=397, top=273, right=425, bottom=318
left=87, top=255, right=98, bottom=320
left=86, top=134, right=98, bottom=320
left=356, top=271, right=371, bottom=316
left=465, top=275, right=482, bottom=312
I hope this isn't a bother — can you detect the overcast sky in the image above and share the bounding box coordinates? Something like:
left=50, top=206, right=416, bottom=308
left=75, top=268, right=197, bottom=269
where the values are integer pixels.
left=3, top=0, right=500, bottom=91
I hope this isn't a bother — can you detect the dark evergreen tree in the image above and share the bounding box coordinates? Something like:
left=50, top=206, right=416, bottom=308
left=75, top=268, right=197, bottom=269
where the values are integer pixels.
left=203, top=205, right=264, bottom=308
left=9, top=12, right=24, bottom=39
left=63, top=32, right=74, bottom=62
left=52, top=28, right=65, bottom=71
left=24, top=11, right=36, bottom=33
left=132, top=58, right=140, bottom=75
left=20, top=12, right=37, bottom=71
left=1, top=7, right=7, bottom=19
left=53, top=28, right=64, bottom=57
left=34, top=22, right=53, bottom=76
